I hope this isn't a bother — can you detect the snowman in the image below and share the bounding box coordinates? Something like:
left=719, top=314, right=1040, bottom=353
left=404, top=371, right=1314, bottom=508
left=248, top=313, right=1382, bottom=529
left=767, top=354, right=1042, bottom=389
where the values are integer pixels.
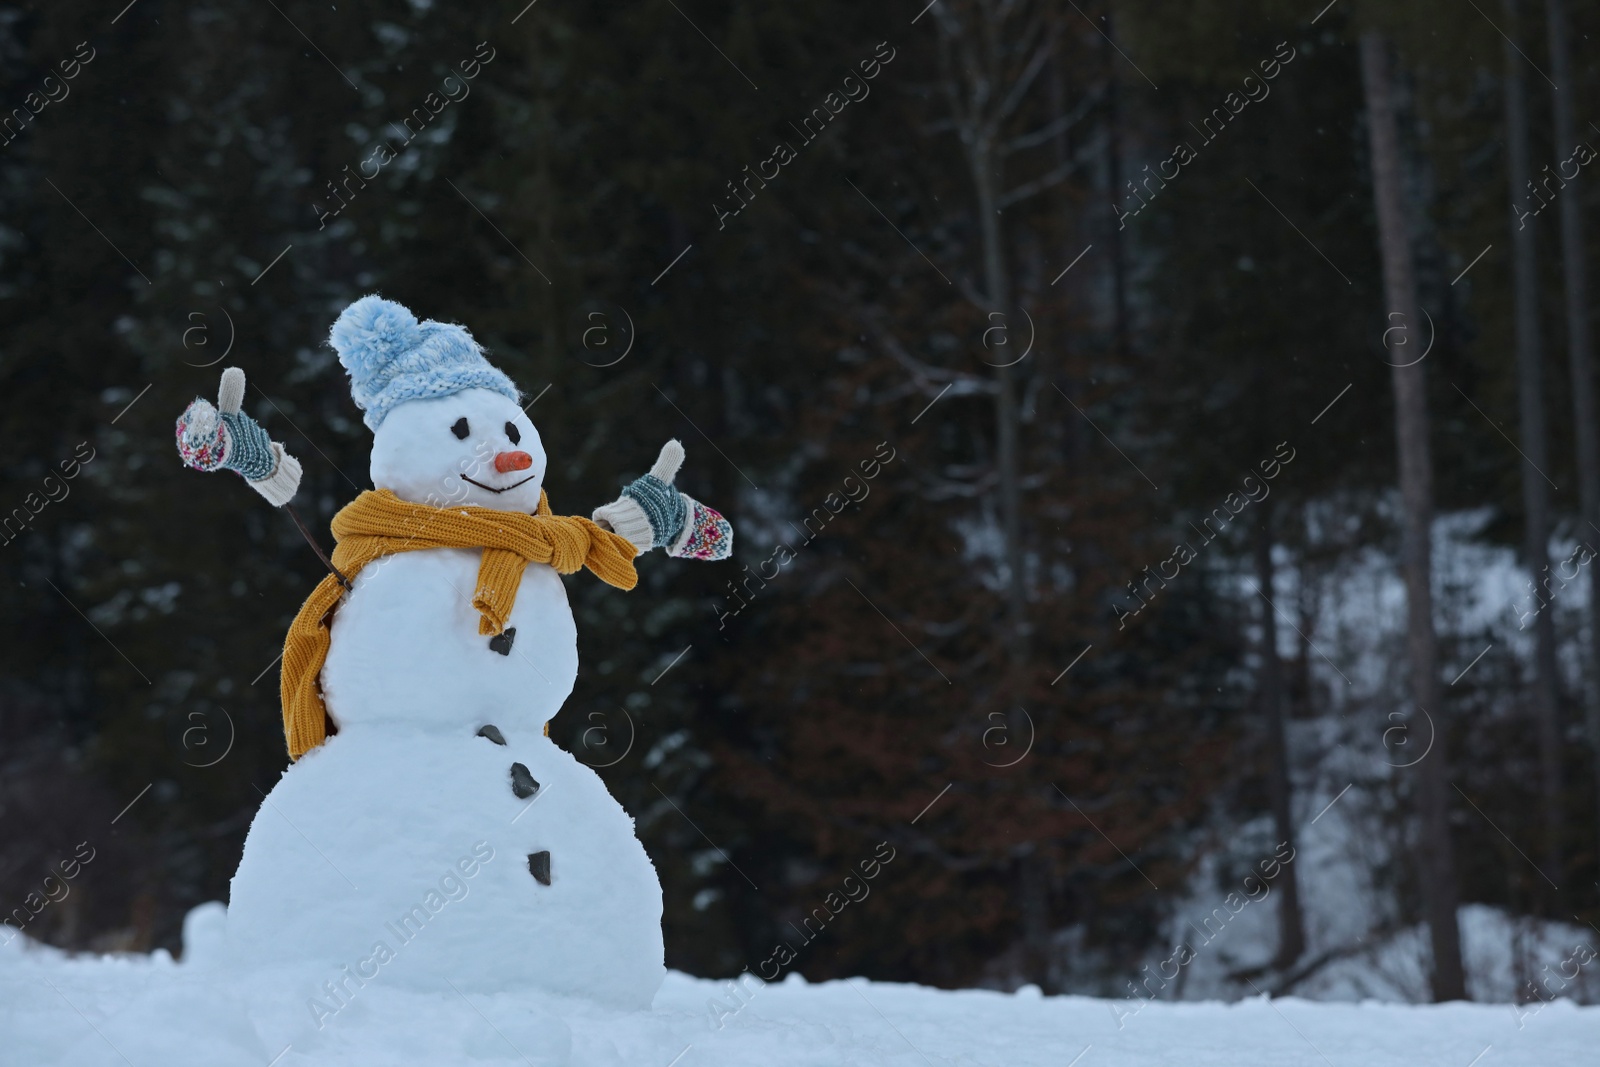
left=174, top=296, right=731, bottom=1050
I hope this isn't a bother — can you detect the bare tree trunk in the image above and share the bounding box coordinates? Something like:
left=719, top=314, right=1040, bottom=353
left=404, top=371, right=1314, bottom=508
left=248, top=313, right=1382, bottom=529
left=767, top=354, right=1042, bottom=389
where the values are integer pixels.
left=972, top=138, right=1031, bottom=683
left=1255, top=511, right=1306, bottom=968
left=1503, top=0, right=1564, bottom=902
left=1545, top=0, right=1600, bottom=878
left=1358, top=30, right=1467, bottom=1001
left=537, top=97, right=559, bottom=367
left=974, top=123, right=1051, bottom=984
left=932, top=0, right=1047, bottom=981
left=1015, top=849, right=1052, bottom=988
left=1050, top=59, right=1091, bottom=467
left=1102, top=7, right=1131, bottom=358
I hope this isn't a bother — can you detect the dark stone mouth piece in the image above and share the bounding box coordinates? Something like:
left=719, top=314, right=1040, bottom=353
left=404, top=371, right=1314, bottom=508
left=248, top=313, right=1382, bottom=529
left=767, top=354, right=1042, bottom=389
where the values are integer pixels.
left=461, top=473, right=538, bottom=495
left=477, top=724, right=507, bottom=746
left=528, top=850, right=551, bottom=886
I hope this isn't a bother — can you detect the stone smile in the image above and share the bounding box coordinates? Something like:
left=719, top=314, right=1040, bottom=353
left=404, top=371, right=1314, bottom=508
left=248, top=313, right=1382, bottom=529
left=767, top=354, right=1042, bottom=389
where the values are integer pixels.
left=460, top=473, right=538, bottom=494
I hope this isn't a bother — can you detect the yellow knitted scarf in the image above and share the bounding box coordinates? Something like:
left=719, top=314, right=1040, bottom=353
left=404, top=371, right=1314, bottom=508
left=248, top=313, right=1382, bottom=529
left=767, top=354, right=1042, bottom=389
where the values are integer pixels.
left=280, top=488, right=638, bottom=759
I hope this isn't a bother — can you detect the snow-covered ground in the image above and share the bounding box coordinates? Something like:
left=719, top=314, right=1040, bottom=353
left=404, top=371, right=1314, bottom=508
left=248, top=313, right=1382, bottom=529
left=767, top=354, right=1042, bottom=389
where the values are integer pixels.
left=2, top=904, right=1594, bottom=1067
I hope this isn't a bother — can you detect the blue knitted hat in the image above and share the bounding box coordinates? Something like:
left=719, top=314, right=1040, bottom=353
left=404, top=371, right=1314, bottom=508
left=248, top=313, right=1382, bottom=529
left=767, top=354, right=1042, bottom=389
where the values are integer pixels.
left=329, top=295, right=520, bottom=430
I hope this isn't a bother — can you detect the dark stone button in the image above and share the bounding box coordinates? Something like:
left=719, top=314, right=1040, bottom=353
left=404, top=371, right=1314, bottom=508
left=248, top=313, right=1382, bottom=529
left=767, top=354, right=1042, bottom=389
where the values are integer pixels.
left=477, top=724, right=507, bottom=746
left=528, top=851, right=551, bottom=885
left=488, top=627, right=517, bottom=656
left=510, top=762, right=540, bottom=799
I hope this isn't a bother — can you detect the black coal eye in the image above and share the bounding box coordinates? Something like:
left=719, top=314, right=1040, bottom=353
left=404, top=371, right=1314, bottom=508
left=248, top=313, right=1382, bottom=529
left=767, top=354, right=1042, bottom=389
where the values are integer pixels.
left=505, top=421, right=521, bottom=445
left=451, top=417, right=470, bottom=440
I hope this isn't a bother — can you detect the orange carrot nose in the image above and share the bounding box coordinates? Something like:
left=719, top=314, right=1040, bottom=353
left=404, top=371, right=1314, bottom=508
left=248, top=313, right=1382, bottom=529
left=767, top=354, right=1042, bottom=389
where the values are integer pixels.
left=494, top=451, right=533, bottom=473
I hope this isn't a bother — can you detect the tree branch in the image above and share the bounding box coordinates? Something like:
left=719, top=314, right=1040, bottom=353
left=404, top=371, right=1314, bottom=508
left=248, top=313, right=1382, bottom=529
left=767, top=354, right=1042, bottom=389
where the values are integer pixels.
left=998, top=157, right=1080, bottom=208
left=1003, top=86, right=1103, bottom=155
left=996, top=25, right=1060, bottom=121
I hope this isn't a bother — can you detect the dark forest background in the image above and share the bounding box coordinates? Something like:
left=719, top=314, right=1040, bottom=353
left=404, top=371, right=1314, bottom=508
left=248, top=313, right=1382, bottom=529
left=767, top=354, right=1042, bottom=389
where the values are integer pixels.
left=2, top=0, right=1599, bottom=1001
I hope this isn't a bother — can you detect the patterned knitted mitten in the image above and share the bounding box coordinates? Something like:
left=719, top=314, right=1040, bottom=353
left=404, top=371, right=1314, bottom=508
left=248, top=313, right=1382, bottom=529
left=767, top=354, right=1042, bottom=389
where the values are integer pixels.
left=176, top=368, right=302, bottom=506
left=592, top=440, right=733, bottom=560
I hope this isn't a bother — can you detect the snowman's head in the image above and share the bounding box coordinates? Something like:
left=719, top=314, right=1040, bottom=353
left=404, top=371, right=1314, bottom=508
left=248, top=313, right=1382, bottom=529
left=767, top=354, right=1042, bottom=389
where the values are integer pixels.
left=330, top=295, right=545, bottom=511
left=371, top=388, right=547, bottom=513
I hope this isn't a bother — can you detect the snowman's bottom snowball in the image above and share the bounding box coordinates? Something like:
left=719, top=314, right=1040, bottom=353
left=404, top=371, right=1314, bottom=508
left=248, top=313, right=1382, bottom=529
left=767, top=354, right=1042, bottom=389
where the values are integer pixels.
left=224, top=722, right=665, bottom=1028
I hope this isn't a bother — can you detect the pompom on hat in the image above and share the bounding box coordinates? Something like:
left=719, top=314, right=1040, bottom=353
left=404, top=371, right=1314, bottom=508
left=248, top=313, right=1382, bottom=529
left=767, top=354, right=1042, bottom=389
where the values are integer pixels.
left=330, top=295, right=519, bottom=430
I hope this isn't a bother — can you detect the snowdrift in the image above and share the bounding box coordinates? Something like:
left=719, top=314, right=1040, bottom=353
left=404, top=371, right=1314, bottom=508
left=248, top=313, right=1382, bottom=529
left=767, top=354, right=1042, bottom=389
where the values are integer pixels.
left=2, top=904, right=1593, bottom=1067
